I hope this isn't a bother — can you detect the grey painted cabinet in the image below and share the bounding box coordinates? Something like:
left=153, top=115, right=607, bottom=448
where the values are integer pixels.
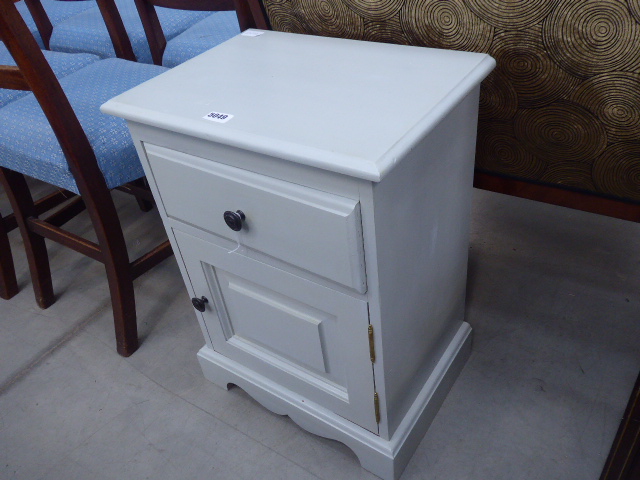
left=103, top=30, right=494, bottom=480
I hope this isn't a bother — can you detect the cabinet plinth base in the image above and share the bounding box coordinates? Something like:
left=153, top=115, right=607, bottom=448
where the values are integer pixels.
left=197, top=322, right=472, bottom=480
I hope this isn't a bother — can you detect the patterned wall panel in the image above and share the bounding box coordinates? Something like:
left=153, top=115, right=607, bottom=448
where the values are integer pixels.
left=262, top=0, right=640, bottom=203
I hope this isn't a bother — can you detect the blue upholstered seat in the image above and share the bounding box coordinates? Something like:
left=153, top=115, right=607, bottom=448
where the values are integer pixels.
left=162, top=11, right=240, bottom=68
left=0, top=58, right=167, bottom=193
left=49, top=0, right=211, bottom=63
left=0, top=42, right=99, bottom=108
left=15, top=0, right=97, bottom=48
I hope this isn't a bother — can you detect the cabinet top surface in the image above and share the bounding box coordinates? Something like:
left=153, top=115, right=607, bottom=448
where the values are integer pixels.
left=102, top=30, right=494, bottom=181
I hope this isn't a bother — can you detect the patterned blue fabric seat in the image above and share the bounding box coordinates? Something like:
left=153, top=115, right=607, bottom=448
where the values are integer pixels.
left=15, top=0, right=97, bottom=48
left=0, top=0, right=174, bottom=358
left=0, top=42, right=98, bottom=108
left=162, top=11, right=240, bottom=68
left=0, top=58, right=167, bottom=193
left=49, top=0, right=211, bottom=63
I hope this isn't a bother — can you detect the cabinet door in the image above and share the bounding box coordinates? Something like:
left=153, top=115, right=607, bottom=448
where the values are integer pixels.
left=175, top=230, right=378, bottom=433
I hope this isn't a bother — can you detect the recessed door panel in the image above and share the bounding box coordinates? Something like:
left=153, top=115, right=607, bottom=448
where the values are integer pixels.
left=216, top=271, right=329, bottom=374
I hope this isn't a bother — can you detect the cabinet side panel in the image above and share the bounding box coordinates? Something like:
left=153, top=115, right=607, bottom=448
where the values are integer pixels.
left=373, top=90, right=480, bottom=437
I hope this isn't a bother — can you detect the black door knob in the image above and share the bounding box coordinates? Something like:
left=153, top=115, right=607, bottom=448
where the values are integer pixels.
left=191, top=296, right=208, bottom=312
left=223, top=210, right=245, bottom=231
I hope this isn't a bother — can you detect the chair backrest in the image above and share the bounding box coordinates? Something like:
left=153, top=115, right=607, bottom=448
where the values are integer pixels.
left=22, top=0, right=53, bottom=48
left=0, top=0, right=113, bottom=202
left=23, top=0, right=136, bottom=60
left=134, top=0, right=269, bottom=65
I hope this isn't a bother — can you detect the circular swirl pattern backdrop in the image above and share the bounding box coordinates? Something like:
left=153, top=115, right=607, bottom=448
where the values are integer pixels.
left=540, top=162, right=596, bottom=191
left=543, top=0, right=640, bottom=78
left=514, top=101, right=608, bottom=164
left=478, top=69, right=518, bottom=120
left=476, top=122, right=546, bottom=179
left=490, top=26, right=579, bottom=108
left=400, top=0, right=494, bottom=52
left=291, top=0, right=364, bottom=39
left=342, top=0, right=404, bottom=21
left=628, top=0, right=640, bottom=25
left=571, top=73, right=640, bottom=143
left=593, top=143, right=640, bottom=202
left=363, top=17, right=411, bottom=44
left=264, top=0, right=308, bottom=33
left=263, top=0, right=640, bottom=203
left=464, top=0, right=557, bottom=29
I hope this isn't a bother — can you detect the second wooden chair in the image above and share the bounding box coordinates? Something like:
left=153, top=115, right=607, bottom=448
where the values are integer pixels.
left=0, top=0, right=173, bottom=356
left=135, top=0, right=269, bottom=67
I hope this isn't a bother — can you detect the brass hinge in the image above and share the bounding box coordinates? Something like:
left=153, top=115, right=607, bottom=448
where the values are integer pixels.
left=368, top=324, right=376, bottom=363
left=374, top=392, right=381, bottom=424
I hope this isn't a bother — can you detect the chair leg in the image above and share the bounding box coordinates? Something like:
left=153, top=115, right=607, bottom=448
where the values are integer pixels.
left=0, top=169, right=54, bottom=308
left=103, top=253, right=138, bottom=357
left=131, top=178, right=153, bottom=212
left=80, top=186, right=139, bottom=356
left=0, top=212, right=18, bottom=299
left=3, top=168, right=139, bottom=355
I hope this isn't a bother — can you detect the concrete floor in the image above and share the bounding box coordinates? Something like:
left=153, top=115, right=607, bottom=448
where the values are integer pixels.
left=0, top=183, right=638, bottom=480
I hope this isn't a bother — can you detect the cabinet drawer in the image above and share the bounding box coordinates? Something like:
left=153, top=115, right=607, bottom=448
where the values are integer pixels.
left=145, top=143, right=366, bottom=292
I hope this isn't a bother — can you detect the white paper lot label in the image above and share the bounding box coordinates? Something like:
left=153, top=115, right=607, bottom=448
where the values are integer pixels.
left=242, top=29, right=264, bottom=37
left=203, top=111, right=233, bottom=123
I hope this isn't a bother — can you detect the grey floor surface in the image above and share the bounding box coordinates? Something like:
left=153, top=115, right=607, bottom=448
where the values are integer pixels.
left=0, top=184, right=638, bottom=480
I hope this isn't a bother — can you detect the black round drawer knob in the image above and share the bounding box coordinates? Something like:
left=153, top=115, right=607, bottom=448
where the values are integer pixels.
left=191, top=296, right=208, bottom=312
left=223, top=210, right=245, bottom=231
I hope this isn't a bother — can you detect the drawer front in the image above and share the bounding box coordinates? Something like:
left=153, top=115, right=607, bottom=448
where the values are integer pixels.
left=175, top=230, right=378, bottom=433
left=145, top=143, right=366, bottom=293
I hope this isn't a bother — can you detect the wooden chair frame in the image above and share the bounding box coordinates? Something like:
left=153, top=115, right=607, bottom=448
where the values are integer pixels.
left=1, top=187, right=76, bottom=300
left=0, top=206, right=18, bottom=299
left=0, top=0, right=172, bottom=356
left=23, top=0, right=137, bottom=61
left=600, top=371, right=640, bottom=480
left=134, top=0, right=269, bottom=65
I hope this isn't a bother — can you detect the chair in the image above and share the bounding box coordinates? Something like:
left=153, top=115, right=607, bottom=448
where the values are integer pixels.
left=0, top=36, right=99, bottom=299
left=0, top=41, right=99, bottom=106
left=135, top=0, right=268, bottom=67
left=22, top=0, right=138, bottom=61
left=0, top=0, right=173, bottom=356
left=48, top=0, right=212, bottom=63
left=16, top=0, right=97, bottom=48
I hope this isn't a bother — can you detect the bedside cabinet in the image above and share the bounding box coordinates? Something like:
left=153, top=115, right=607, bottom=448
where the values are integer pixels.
left=102, top=30, right=494, bottom=480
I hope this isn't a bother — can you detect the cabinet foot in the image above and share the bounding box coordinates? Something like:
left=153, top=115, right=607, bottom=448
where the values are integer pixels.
left=197, top=322, right=472, bottom=480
